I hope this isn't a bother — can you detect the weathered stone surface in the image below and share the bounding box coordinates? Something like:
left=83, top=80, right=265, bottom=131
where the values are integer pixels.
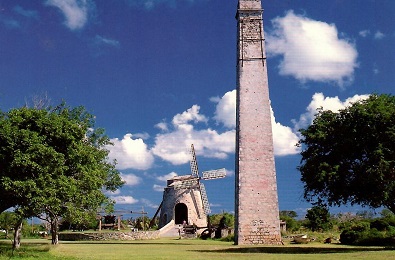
left=235, top=0, right=282, bottom=245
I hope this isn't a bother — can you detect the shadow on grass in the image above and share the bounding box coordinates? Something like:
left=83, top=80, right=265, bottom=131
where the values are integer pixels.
left=194, top=246, right=395, bottom=254
left=0, top=242, right=51, bottom=258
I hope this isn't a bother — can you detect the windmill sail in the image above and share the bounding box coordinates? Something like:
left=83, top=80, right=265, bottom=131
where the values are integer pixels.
left=189, top=144, right=199, bottom=177
left=202, top=168, right=226, bottom=180
left=199, top=183, right=211, bottom=214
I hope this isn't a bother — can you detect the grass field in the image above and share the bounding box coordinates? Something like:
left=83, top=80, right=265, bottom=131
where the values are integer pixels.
left=1, top=238, right=394, bottom=260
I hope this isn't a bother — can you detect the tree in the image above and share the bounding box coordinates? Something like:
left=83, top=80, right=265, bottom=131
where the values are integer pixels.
left=0, top=211, right=18, bottom=238
left=0, top=104, right=124, bottom=246
left=298, top=94, right=395, bottom=213
left=305, top=204, right=332, bottom=232
left=279, top=211, right=300, bottom=233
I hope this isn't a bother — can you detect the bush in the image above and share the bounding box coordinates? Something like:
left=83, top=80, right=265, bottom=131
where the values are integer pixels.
left=340, top=230, right=360, bottom=245
left=219, top=233, right=234, bottom=242
left=370, top=219, right=390, bottom=231
left=349, top=221, right=370, bottom=232
left=340, top=227, right=395, bottom=246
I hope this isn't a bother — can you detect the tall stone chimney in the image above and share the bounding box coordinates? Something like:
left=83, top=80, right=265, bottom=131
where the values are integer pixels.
left=235, top=0, right=282, bottom=245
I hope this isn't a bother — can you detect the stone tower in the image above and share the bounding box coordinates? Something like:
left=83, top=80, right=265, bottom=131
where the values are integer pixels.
left=235, top=0, right=282, bottom=245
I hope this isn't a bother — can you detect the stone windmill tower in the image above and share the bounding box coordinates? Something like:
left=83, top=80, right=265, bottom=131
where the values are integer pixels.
left=235, top=0, right=282, bottom=245
left=158, top=145, right=226, bottom=230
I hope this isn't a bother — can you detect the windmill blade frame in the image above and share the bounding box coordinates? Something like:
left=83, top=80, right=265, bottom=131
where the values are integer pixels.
left=199, top=182, right=211, bottom=214
left=202, top=168, right=226, bottom=180
left=189, top=144, right=199, bottom=177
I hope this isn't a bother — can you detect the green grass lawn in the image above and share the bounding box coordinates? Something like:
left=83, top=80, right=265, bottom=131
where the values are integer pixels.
left=1, top=238, right=394, bottom=260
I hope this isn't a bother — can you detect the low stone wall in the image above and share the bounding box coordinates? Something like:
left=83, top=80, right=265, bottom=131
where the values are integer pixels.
left=59, top=231, right=160, bottom=241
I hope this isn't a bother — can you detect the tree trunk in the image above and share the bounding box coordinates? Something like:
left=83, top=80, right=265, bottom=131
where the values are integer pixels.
left=50, top=218, right=59, bottom=245
left=12, top=220, right=22, bottom=250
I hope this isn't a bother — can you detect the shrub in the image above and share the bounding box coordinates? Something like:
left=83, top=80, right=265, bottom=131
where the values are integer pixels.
left=340, top=227, right=395, bottom=246
left=219, top=233, right=234, bottom=242
left=340, top=230, right=360, bottom=245
left=370, top=219, right=390, bottom=231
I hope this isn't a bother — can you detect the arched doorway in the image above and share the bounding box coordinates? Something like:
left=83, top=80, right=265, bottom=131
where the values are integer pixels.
left=174, top=203, right=188, bottom=224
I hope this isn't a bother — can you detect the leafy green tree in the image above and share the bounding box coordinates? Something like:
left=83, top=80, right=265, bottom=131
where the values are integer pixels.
left=209, top=212, right=234, bottom=228
left=298, top=94, right=395, bottom=213
left=0, top=211, right=18, bottom=238
left=279, top=211, right=300, bottom=233
left=0, top=104, right=124, bottom=246
left=305, top=204, right=332, bottom=232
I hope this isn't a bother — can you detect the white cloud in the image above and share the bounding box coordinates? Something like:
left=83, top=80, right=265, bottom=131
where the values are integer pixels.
left=292, top=92, right=370, bottom=131
left=120, top=173, right=141, bottom=186
left=104, top=189, right=121, bottom=195
left=94, top=35, right=120, bottom=47
left=359, top=30, right=370, bottom=37
left=225, top=169, right=234, bottom=177
left=212, top=90, right=236, bottom=128
left=108, top=133, right=154, bottom=170
left=172, top=105, right=207, bottom=126
left=271, top=108, right=300, bottom=156
left=133, top=132, right=150, bottom=140
left=45, top=0, right=94, bottom=30
left=155, top=121, right=168, bottom=132
left=374, top=31, right=385, bottom=40
left=151, top=104, right=235, bottom=164
left=141, top=198, right=159, bottom=209
left=153, top=184, right=164, bottom=192
left=266, top=10, right=358, bottom=86
left=111, top=196, right=138, bottom=205
left=156, top=172, right=178, bottom=182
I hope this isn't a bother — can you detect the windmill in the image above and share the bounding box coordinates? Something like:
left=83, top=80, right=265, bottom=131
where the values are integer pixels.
left=157, top=144, right=226, bottom=232
left=172, top=144, right=226, bottom=216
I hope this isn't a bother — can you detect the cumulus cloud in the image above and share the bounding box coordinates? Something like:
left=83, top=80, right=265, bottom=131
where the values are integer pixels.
left=45, top=0, right=94, bottom=30
left=292, top=92, right=370, bottom=131
left=271, top=108, right=300, bottom=156
left=155, top=121, right=168, bottom=132
left=212, top=90, right=236, bottom=128
left=110, top=195, right=138, bottom=204
left=152, top=105, right=234, bottom=164
left=108, top=133, right=154, bottom=170
left=172, top=105, right=208, bottom=126
left=120, top=173, right=141, bottom=186
left=266, top=11, right=358, bottom=86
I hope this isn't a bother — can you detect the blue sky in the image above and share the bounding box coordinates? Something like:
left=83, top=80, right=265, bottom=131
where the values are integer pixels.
left=1, top=0, right=394, bottom=219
